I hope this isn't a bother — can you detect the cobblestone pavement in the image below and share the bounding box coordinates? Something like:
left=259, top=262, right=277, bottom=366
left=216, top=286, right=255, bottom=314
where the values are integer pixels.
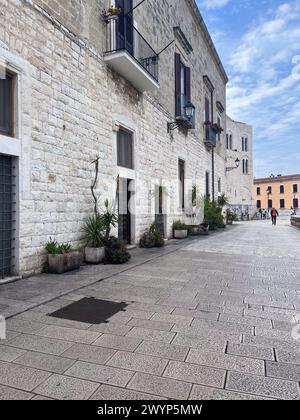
left=0, top=218, right=300, bottom=400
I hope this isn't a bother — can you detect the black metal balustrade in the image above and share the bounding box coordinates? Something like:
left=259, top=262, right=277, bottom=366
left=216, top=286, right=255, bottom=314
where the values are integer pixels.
left=204, top=122, right=219, bottom=147
left=105, top=15, right=159, bottom=82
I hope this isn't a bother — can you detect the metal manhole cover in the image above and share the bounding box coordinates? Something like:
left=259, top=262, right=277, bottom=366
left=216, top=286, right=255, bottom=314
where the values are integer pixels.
left=48, top=298, right=128, bottom=324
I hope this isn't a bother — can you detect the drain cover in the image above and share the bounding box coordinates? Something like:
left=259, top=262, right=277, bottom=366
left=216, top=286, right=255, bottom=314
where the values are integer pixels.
left=48, top=298, right=128, bottom=324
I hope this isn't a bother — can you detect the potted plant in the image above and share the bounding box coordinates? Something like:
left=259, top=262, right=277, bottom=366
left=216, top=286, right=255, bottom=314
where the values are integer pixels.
left=104, top=237, right=131, bottom=265
left=226, top=209, right=238, bottom=225
left=83, top=216, right=105, bottom=264
left=46, top=240, right=81, bottom=274
left=140, top=224, right=165, bottom=248
left=101, top=5, right=122, bottom=21
left=172, top=220, right=188, bottom=239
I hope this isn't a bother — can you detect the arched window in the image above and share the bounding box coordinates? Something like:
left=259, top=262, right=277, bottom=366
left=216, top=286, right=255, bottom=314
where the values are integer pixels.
left=242, top=137, right=244, bottom=152
left=230, top=135, right=233, bottom=150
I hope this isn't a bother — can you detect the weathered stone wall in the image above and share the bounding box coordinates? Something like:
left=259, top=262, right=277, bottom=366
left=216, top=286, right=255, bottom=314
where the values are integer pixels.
left=0, top=0, right=228, bottom=276
left=226, top=116, right=254, bottom=209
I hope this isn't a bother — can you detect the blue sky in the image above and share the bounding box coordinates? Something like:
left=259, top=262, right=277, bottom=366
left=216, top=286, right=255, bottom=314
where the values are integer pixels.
left=197, top=0, right=300, bottom=178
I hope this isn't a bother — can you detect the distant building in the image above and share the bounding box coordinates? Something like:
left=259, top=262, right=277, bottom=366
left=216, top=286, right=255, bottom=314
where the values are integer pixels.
left=225, top=116, right=254, bottom=218
left=253, top=174, right=300, bottom=210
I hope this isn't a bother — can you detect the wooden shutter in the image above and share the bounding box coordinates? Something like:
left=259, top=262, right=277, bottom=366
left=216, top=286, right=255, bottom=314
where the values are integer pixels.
left=175, top=53, right=181, bottom=116
left=185, top=67, right=191, bottom=101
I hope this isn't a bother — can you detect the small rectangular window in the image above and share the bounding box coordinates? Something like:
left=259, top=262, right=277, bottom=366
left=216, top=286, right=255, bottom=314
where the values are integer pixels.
left=257, top=187, right=261, bottom=196
left=293, top=184, right=298, bottom=193
left=0, top=72, right=14, bottom=137
left=268, top=186, right=272, bottom=195
left=268, top=199, right=273, bottom=209
left=293, top=198, right=299, bottom=209
left=178, top=159, right=185, bottom=210
left=117, top=129, right=133, bottom=169
left=205, top=171, right=210, bottom=197
left=257, top=200, right=261, bottom=209
left=280, top=199, right=285, bottom=209
left=280, top=185, right=285, bottom=194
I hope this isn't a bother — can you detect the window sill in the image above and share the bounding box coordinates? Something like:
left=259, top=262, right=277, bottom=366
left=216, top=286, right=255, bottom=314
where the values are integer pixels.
left=0, top=134, right=21, bottom=156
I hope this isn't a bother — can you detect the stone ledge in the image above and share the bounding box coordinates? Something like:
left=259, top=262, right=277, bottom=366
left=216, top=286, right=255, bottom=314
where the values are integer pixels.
left=291, top=216, right=300, bottom=229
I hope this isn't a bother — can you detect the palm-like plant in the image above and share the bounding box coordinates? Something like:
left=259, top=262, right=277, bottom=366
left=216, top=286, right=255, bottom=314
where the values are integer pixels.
left=100, top=199, right=119, bottom=241
left=217, top=193, right=229, bottom=209
left=83, top=216, right=105, bottom=248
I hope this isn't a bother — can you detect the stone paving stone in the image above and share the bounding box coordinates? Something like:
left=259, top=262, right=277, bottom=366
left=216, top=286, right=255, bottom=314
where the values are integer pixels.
left=275, top=350, right=300, bottom=365
left=173, top=334, right=227, bottom=352
left=220, top=313, right=272, bottom=329
left=127, top=372, right=192, bottom=400
left=37, top=316, right=93, bottom=330
left=33, top=374, right=99, bottom=400
left=32, top=395, right=54, bottom=400
left=0, top=384, right=33, bottom=400
left=107, top=351, right=168, bottom=375
left=93, top=334, right=142, bottom=352
left=62, top=343, right=116, bottom=364
left=121, top=310, right=156, bottom=321
left=243, top=334, right=300, bottom=354
left=135, top=340, right=189, bottom=361
left=172, top=326, right=243, bottom=342
left=266, top=361, right=300, bottom=382
left=0, top=345, right=27, bottom=362
left=14, top=351, right=75, bottom=374
left=226, top=371, right=300, bottom=400
left=172, top=307, right=220, bottom=321
left=6, top=319, right=47, bottom=334
left=90, top=384, right=164, bottom=400
left=189, top=385, right=273, bottom=400
left=189, top=318, right=252, bottom=335
left=36, top=325, right=101, bottom=344
left=151, top=313, right=194, bottom=326
left=65, top=361, right=134, bottom=387
left=186, top=349, right=265, bottom=375
left=245, top=309, right=297, bottom=323
left=156, top=298, right=198, bottom=310
left=88, top=322, right=132, bottom=336
left=255, top=328, right=295, bottom=341
left=0, top=361, right=51, bottom=392
left=7, top=334, right=74, bottom=356
left=126, top=327, right=175, bottom=343
left=163, top=361, right=226, bottom=388
left=127, top=303, right=175, bottom=314
left=272, top=320, right=299, bottom=332
left=227, top=343, right=275, bottom=361
left=126, top=318, right=174, bottom=332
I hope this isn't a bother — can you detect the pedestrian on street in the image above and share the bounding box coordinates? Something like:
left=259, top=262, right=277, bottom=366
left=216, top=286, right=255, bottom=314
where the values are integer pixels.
left=271, top=208, right=279, bottom=226
left=291, top=207, right=296, bottom=216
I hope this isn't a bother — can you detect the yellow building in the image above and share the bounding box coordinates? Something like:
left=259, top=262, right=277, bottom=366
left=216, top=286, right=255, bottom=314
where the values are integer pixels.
left=253, top=174, right=300, bottom=210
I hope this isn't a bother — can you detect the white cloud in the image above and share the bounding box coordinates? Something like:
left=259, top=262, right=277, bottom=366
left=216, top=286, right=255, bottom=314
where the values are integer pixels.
left=200, top=0, right=231, bottom=10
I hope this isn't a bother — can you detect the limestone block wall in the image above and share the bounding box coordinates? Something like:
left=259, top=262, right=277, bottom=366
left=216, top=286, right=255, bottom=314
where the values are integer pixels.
left=0, top=0, right=228, bottom=276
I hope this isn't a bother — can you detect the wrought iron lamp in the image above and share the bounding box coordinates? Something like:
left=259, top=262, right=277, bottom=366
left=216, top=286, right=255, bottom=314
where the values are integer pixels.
left=226, top=158, right=240, bottom=172
left=167, top=101, right=195, bottom=133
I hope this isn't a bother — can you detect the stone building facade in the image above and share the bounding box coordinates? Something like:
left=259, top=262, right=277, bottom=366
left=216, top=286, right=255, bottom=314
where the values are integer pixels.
left=0, top=0, right=229, bottom=278
left=254, top=174, right=300, bottom=211
left=225, top=116, right=254, bottom=217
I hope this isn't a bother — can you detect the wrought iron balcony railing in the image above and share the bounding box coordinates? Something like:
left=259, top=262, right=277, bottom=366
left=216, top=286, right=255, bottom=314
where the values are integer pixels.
left=204, top=122, right=220, bottom=147
left=104, top=15, right=159, bottom=88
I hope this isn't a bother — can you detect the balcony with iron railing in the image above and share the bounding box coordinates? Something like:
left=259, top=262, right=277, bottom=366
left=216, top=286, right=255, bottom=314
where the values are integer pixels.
left=204, top=122, right=221, bottom=148
left=104, top=15, right=159, bottom=92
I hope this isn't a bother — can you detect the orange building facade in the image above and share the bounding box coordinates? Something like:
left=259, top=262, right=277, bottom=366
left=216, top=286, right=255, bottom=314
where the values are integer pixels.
left=253, top=174, right=300, bottom=211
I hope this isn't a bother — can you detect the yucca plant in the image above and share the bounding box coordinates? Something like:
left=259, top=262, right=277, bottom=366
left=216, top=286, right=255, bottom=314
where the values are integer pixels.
left=82, top=216, right=105, bottom=248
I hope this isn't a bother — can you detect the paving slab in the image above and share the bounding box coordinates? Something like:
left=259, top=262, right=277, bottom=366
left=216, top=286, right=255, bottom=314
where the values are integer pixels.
left=127, top=372, right=192, bottom=400
left=135, top=340, right=189, bottom=361
left=90, top=384, right=164, bottom=400
left=163, top=361, right=226, bottom=388
left=61, top=343, right=116, bottom=365
left=266, top=361, right=300, bottom=382
left=0, top=384, right=33, bottom=400
left=93, top=334, right=142, bottom=352
left=14, top=351, right=75, bottom=374
left=227, top=342, right=275, bottom=361
left=33, top=374, right=99, bottom=400
left=186, top=349, right=265, bottom=375
left=65, top=361, right=134, bottom=387
left=6, top=334, right=74, bottom=356
left=107, top=351, right=168, bottom=375
left=226, top=371, right=300, bottom=400
left=0, top=345, right=27, bottom=362
left=0, top=361, right=51, bottom=392
left=189, top=385, right=273, bottom=400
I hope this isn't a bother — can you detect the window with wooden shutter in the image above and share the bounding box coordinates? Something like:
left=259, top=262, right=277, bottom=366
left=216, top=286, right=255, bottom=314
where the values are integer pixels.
left=175, top=53, right=181, bottom=116
left=0, top=72, right=13, bottom=137
left=117, top=129, right=133, bottom=169
left=175, top=53, right=191, bottom=117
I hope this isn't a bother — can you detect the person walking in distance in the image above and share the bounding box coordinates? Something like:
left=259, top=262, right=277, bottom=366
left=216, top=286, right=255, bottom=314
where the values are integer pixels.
left=271, top=208, right=279, bottom=226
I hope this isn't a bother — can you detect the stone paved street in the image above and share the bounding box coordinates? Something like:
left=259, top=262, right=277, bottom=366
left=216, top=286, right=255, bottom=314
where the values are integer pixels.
left=0, top=217, right=300, bottom=400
